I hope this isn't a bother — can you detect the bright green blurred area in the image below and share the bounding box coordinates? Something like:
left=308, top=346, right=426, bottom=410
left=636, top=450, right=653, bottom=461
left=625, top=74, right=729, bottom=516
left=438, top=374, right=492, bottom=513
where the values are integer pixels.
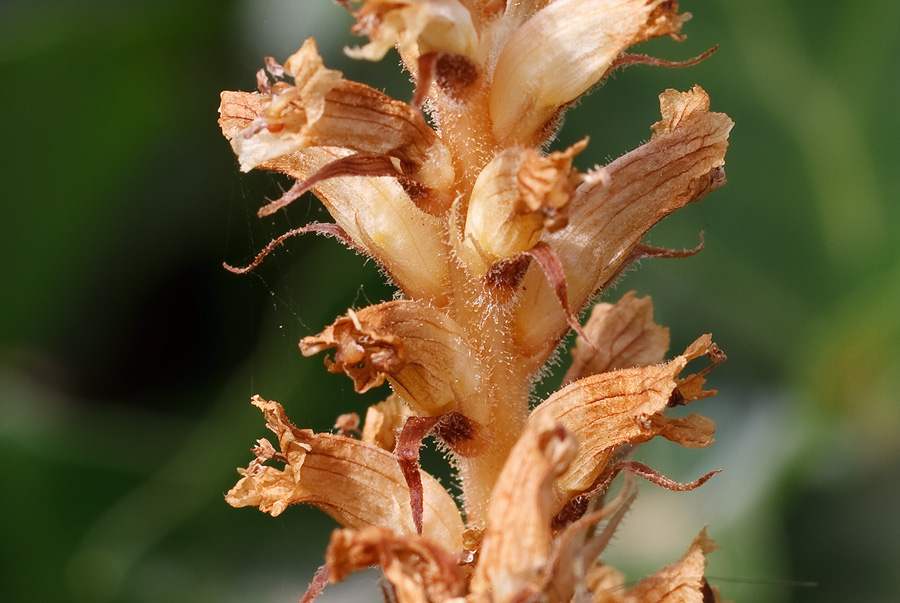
left=1, top=1, right=898, bottom=601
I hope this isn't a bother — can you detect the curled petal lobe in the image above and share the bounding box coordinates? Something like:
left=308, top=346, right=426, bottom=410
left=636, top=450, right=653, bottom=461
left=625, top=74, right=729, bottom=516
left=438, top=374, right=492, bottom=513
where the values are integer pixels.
left=300, top=301, right=478, bottom=417
left=327, top=527, right=466, bottom=603
left=362, top=394, right=414, bottom=451
left=346, top=0, right=479, bottom=64
left=585, top=529, right=718, bottom=603
left=226, top=396, right=464, bottom=552
left=227, top=39, right=455, bottom=192
left=624, top=527, right=718, bottom=602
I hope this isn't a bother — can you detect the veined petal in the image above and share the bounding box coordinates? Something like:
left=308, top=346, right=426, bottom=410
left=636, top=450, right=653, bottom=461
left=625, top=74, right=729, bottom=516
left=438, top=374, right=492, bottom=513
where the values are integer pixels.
left=225, top=396, right=464, bottom=552
left=515, top=86, right=732, bottom=362
left=491, top=0, right=687, bottom=144
left=346, top=0, right=479, bottom=63
left=527, top=335, right=718, bottom=505
left=300, top=301, right=479, bottom=417
left=219, top=93, right=451, bottom=304
left=461, top=140, right=586, bottom=276
left=563, top=291, right=670, bottom=384
left=471, top=418, right=577, bottom=603
left=226, top=39, right=454, bottom=192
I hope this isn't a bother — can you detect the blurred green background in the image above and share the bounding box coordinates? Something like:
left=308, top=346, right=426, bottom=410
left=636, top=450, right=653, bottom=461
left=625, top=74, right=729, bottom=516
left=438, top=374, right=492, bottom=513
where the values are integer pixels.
left=1, top=1, right=898, bottom=601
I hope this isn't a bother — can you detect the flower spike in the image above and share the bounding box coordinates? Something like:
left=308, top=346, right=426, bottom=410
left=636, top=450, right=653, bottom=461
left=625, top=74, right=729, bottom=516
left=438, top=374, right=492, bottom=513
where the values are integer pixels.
left=221, top=1, right=735, bottom=600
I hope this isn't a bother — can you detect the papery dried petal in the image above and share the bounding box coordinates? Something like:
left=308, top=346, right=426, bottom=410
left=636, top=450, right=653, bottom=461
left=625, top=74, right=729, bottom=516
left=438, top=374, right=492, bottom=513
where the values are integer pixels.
left=347, top=0, right=479, bottom=65
left=471, top=418, right=577, bottom=603
left=516, top=86, right=732, bottom=363
left=219, top=93, right=451, bottom=304
left=563, top=291, right=670, bottom=385
left=624, top=527, right=718, bottom=602
left=491, top=0, right=687, bottom=144
left=585, top=528, right=717, bottom=603
left=586, top=564, right=628, bottom=603
left=528, top=335, right=718, bottom=505
left=226, top=396, right=464, bottom=552
left=327, top=527, right=466, bottom=603
left=300, top=301, right=478, bottom=417
left=648, top=413, right=716, bottom=449
left=362, top=394, right=414, bottom=451
left=461, top=140, right=586, bottom=275
left=225, top=39, right=455, bottom=193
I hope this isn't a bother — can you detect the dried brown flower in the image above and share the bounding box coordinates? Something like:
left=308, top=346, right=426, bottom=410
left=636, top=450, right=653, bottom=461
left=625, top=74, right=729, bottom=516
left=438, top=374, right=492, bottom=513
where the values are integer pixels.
left=220, top=1, right=733, bottom=601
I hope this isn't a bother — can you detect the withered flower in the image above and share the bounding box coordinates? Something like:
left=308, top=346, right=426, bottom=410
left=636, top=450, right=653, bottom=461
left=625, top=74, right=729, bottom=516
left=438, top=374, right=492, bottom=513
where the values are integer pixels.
left=220, top=0, right=733, bottom=601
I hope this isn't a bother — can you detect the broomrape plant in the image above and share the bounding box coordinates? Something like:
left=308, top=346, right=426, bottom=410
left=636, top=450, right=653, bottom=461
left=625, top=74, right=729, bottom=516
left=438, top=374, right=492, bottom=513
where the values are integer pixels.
left=219, top=1, right=733, bottom=601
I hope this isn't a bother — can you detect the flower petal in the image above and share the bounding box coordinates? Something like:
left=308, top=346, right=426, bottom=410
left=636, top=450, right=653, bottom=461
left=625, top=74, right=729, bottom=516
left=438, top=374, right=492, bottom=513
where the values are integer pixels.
left=491, top=0, right=687, bottom=144
left=527, top=335, right=719, bottom=505
left=515, top=86, right=732, bottom=363
left=362, top=394, right=414, bottom=451
left=326, top=526, right=466, bottom=603
left=300, top=301, right=479, bottom=417
left=226, top=396, right=464, bottom=552
left=225, top=39, right=455, bottom=193
left=219, top=91, right=452, bottom=304
left=624, top=527, right=718, bottom=602
left=563, top=291, right=670, bottom=384
left=346, top=0, right=479, bottom=64
left=471, top=418, right=578, bottom=603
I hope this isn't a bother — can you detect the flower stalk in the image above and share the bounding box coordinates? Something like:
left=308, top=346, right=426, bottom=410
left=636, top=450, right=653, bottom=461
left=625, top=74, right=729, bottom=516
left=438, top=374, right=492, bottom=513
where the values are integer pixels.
left=220, top=1, right=733, bottom=601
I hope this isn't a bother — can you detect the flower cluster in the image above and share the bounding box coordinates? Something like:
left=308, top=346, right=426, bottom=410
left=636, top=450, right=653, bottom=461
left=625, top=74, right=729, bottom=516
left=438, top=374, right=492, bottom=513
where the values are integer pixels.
left=219, top=1, right=733, bottom=601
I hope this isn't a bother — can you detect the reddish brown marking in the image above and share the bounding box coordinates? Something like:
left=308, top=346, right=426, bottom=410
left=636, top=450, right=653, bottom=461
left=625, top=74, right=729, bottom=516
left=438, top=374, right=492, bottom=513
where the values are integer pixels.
left=258, top=155, right=399, bottom=217
left=223, top=223, right=349, bottom=274
left=611, top=45, right=719, bottom=72
left=395, top=416, right=441, bottom=535
left=527, top=242, right=595, bottom=348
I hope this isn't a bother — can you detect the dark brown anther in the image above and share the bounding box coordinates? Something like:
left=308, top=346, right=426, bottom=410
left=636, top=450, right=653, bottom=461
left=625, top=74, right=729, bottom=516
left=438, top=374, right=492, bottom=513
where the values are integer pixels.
left=485, top=254, right=532, bottom=291
left=433, top=411, right=480, bottom=456
left=700, top=578, right=715, bottom=603
left=667, top=388, right=686, bottom=407
left=434, top=53, right=479, bottom=97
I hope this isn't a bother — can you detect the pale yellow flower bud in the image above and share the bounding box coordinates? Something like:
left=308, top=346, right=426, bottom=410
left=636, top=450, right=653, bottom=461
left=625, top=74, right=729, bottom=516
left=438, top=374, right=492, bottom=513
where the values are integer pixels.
left=461, top=140, right=586, bottom=276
